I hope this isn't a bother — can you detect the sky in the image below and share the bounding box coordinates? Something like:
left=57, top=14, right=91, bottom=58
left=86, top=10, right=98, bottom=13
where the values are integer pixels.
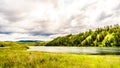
left=0, top=0, right=120, bottom=41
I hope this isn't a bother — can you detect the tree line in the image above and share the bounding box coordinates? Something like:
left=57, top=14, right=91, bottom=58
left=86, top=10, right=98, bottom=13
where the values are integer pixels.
left=45, top=24, right=120, bottom=47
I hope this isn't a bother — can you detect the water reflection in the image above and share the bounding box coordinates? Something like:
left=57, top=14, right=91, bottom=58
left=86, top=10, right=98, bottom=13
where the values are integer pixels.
left=28, top=46, right=120, bottom=55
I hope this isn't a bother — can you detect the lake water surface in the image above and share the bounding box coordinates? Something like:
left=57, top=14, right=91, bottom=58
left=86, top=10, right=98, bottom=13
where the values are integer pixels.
left=27, top=46, right=120, bottom=55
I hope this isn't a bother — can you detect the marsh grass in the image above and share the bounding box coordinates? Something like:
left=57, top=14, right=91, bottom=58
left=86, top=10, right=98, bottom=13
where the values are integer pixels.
left=0, top=49, right=120, bottom=68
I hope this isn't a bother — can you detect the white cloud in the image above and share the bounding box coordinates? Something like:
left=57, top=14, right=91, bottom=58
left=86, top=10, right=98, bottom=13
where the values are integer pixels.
left=0, top=0, right=120, bottom=41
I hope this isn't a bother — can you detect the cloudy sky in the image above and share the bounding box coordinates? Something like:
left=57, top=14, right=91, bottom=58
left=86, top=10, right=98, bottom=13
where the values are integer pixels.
left=0, top=0, right=120, bottom=41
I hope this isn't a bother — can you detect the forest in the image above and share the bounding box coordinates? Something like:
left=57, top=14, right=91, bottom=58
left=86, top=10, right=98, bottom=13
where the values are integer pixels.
left=45, top=24, right=120, bottom=47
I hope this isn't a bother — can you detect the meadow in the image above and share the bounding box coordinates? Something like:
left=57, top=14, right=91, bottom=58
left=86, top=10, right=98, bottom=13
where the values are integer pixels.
left=0, top=46, right=120, bottom=68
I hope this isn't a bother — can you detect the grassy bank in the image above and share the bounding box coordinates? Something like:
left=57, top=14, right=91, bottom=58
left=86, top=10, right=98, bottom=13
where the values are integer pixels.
left=0, top=49, right=120, bottom=68
left=0, top=41, right=120, bottom=68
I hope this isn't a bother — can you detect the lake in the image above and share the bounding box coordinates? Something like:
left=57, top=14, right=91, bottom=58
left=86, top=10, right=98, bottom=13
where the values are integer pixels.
left=27, top=46, right=120, bottom=55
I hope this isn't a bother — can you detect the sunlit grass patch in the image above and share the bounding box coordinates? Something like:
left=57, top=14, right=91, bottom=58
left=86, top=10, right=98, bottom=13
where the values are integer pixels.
left=0, top=49, right=120, bottom=68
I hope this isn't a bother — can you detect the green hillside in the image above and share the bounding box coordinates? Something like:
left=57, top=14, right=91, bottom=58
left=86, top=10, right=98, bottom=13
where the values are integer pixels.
left=46, top=24, right=120, bottom=47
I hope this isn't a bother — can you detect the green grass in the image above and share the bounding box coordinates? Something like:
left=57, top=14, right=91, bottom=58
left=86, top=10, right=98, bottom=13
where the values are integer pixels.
left=0, top=49, right=120, bottom=68
left=0, top=41, right=120, bottom=68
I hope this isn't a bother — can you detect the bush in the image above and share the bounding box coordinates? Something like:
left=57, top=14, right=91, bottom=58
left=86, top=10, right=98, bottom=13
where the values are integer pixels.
left=0, top=44, right=4, bottom=47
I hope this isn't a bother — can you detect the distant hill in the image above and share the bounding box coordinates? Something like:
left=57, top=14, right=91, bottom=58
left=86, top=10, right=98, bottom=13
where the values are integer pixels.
left=18, top=40, right=43, bottom=42
left=45, top=24, right=120, bottom=47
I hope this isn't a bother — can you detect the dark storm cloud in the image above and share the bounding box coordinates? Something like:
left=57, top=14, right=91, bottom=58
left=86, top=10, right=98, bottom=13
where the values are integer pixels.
left=97, top=12, right=113, bottom=21
left=0, top=31, right=12, bottom=34
left=0, top=6, right=24, bottom=22
left=3, top=12, right=24, bottom=22
left=30, top=31, right=54, bottom=36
